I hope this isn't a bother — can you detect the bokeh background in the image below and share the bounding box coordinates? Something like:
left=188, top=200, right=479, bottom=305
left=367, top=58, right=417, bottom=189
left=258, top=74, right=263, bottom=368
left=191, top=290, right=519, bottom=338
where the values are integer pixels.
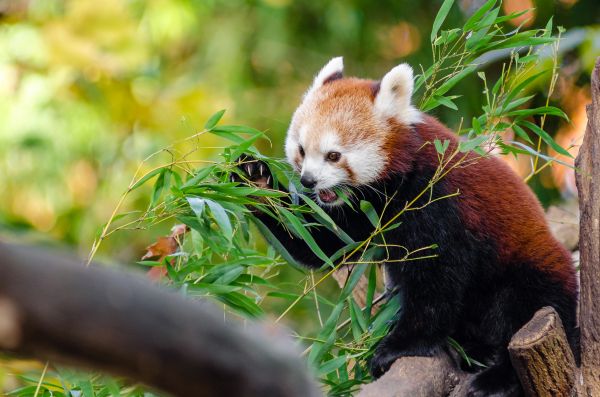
left=0, top=0, right=598, bottom=391
left=0, top=0, right=598, bottom=261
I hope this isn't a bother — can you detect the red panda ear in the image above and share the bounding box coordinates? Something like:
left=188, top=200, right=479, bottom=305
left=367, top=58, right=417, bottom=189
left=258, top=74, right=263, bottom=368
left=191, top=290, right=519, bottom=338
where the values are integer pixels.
left=306, top=57, right=344, bottom=96
left=374, top=63, right=421, bottom=125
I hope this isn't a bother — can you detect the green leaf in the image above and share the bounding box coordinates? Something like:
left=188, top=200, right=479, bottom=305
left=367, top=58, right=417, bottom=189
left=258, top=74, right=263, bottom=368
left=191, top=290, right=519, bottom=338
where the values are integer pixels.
left=508, top=141, right=574, bottom=168
left=434, top=138, right=444, bottom=154
left=136, top=260, right=162, bottom=267
left=308, top=302, right=344, bottom=366
left=300, top=194, right=355, bottom=244
left=370, top=296, right=401, bottom=336
left=422, top=96, right=441, bottom=112
left=435, top=65, right=478, bottom=97
left=520, top=120, right=572, bottom=157
left=465, top=7, right=499, bottom=51
left=151, top=168, right=171, bottom=207
left=252, top=217, right=306, bottom=272
left=431, top=0, right=455, bottom=41
left=340, top=264, right=368, bottom=300
left=348, top=297, right=367, bottom=339
left=80, top=380, right=95, bottom=397
left=229, top=131, right=265, bottom=159
left=464, top=0, right=496, bottom=31
left=130, top=167, right=164, bottom=191
left=365, top=264, right=377, bottom=323
left=436, top=96, right=458, bottom=110
left=507, top=106, right=568, bottom=120
left=503, top=70, right=548, bottom=111
left=544, top=17, right=554, bottom=37
left=512, top=124, right=534, bottom=144
left=205, top=199, right=233, bottom=240
left=317, top=355, right=348, bottom=376
left=472, top=116, right=482, bottom=134
left=183, top=166, right=216, bottom=188
left=204, top=109, right=226, bottom=130
left=279, top=207, right=333, bottom=266
left=187, top=197, right=206, bottom=219
left=360, top=200, right=379, bottom=227
left=217, top=291, right=264, bottom=317
left=502, top=95, right=535, bottom=113
left=212, top=124, right=265, bottom=143
left=459, top=135, right=488, bottom=153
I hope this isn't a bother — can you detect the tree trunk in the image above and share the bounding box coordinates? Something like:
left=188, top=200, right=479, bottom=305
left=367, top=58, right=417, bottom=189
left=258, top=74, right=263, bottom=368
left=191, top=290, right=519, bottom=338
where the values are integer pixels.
left=508, top=306, right=579, bottom=397
left=575, top=57, right=600, bottom=396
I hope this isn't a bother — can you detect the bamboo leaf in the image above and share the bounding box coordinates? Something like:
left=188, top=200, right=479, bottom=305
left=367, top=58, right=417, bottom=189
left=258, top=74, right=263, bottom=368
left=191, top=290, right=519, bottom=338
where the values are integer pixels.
left=205, top=199, right=233, bottom=240
left=279, top=207, right=333, bottom=266
left=360, top=200, right=379, bottom=227
left=464, top=0, right=496, bottom=31
left=520, top=120, right=572, bottom=157
left=130, top=168, right=164, bottom=191
left=204, top=109, right=226, bottom=130
left=431, top=0, right=455, bottom=41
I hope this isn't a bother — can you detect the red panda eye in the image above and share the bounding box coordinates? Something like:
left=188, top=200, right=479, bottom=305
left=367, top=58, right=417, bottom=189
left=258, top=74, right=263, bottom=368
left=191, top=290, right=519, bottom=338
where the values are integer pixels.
left=299, top=145, right=305, bottom=157
left=326, top=151, right=341, bottom=162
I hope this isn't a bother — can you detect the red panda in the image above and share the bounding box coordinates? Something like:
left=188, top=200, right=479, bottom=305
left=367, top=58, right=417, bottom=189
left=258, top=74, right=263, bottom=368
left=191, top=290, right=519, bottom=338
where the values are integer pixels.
left=237, top=57, right=578, bottom=397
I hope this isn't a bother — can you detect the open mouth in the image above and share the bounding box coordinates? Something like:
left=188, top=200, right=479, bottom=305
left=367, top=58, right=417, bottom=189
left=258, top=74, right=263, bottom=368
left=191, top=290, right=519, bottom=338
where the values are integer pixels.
left=317, top=189, right=338, bottom=204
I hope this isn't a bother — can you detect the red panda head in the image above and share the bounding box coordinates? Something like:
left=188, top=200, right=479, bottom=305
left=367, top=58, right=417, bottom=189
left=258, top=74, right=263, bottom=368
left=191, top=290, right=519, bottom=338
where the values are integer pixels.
left=285, top=57, right=422, bottom=206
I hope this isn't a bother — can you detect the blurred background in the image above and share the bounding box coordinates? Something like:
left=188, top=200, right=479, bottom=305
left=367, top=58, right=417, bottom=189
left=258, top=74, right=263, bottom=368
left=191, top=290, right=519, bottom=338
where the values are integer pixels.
left=0, top=0, right=598, bottom=394
left=0, top=0, right=598, bottom=261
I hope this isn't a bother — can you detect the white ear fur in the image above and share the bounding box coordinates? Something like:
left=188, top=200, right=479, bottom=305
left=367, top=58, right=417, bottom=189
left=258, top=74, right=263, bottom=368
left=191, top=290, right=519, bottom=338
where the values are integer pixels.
left=306, top=57, right=344, bottom=96
left=374, top=63, right=421, bottom=125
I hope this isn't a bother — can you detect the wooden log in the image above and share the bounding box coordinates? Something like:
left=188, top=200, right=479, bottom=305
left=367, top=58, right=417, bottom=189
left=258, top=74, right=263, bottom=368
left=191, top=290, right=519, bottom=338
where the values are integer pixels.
left=575, top=56, right=600, bottom=396
left=0, top=241, right=321, bottom=397
left=357, top=353, right=473, bottom=397
left=508, top=306, right=579, bottom=397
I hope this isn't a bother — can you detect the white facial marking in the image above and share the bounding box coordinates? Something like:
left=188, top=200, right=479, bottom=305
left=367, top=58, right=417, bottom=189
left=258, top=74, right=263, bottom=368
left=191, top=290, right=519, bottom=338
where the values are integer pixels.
left=345, top=141, right=385, bottom=184
left=297, top=133, right=340, bottom=190
left=286, top=60, right=423, bottom=207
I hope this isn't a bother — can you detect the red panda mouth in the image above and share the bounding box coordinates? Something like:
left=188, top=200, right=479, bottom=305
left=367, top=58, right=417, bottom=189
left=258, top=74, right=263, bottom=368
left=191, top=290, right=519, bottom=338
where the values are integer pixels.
left=317, top=189, right=338, bottom=203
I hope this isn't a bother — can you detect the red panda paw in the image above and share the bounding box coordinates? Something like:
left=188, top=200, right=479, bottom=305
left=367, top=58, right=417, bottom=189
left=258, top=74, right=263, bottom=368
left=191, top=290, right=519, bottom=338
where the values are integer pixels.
left=370, top=338, right=443, bottom=379
left=232, top=154, right=273, bottom=189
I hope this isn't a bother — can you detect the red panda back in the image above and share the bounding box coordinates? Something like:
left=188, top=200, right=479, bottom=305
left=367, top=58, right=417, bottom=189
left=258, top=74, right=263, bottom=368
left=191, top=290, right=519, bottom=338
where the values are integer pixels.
left=404, top=115, right=577, bottom=296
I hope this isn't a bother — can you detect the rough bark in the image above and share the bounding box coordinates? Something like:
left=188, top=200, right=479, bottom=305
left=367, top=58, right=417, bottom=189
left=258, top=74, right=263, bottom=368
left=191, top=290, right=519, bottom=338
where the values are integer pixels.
left=0, top=241, right=321, bottom=397
left=575, top=57, right=600, bottom=396
left=508, top=306, right=579, bottom=397
left=357, top=353, right=474, bottom=397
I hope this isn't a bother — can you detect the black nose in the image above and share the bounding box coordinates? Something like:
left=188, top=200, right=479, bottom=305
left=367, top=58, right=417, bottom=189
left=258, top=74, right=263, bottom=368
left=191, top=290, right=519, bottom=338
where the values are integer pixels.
left=300, top=174, right=317, bottom=189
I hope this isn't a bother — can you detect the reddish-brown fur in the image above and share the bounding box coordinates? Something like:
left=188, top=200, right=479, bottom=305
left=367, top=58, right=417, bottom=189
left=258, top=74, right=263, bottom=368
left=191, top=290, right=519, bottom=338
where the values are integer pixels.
left=383, top=114, right=577, bottom=295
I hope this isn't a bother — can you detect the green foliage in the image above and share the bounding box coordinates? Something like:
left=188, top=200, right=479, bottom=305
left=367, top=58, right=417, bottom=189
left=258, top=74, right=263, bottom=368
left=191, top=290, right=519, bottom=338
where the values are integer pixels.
left=87, top=110, right=405, bottom=395
left=419, top=0, right=570, bottom=170
left=3, top=1, right=596, bottom=396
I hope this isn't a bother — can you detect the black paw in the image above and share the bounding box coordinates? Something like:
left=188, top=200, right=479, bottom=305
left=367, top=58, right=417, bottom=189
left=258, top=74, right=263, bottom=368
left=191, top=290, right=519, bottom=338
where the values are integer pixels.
left=369, top=340, right=442, bottom=379
left=369, top=345, right=402, bottom=379
left=467, top=367, right=522, bottom=397
left=232, top=154, right=273, bottom=189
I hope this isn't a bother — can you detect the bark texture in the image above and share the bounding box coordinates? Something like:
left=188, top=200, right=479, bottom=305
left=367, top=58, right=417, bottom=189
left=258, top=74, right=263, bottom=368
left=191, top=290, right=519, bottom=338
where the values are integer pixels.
left=0, top=241, right=320, bottom=397
left=357, top=353, right=474, bottom=397
left=508, top=306, right=578, bottom=397
left=575, top=57, right=600, bottom=396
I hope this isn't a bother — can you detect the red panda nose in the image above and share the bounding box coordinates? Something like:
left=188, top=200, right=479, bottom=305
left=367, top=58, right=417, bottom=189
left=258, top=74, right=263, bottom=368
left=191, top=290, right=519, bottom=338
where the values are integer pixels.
left=300, top=174, right=317, bottom=189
